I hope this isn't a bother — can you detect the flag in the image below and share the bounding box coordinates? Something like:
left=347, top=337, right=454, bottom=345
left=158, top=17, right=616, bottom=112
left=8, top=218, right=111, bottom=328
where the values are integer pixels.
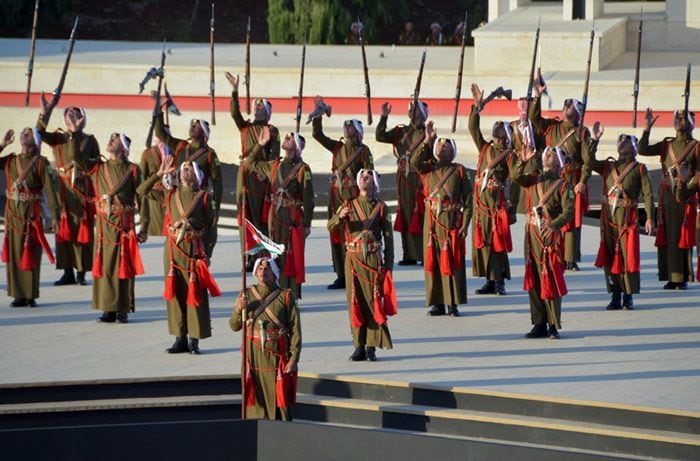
left=243, top=219, right=285, bottom=256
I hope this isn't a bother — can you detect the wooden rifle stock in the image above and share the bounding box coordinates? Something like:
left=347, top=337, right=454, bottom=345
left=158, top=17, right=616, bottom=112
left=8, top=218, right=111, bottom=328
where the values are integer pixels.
left=25, top=0, right=40, bottom=107
left=44, top=16, right=79, bottom=124
left=412, top=50, right=427, bottom=122
left=209, top=3, right=216, bottom=125
left=245, top=16, right=251, bottom=115
left=145, top=40, right=166, bottom=147
left=358, top=18, right=372, bottom=126
left=451, top=11, right=468, bottom=133
left=632, top=9, right=643, bottom=128
left=295, top=43, right=306, bottom=133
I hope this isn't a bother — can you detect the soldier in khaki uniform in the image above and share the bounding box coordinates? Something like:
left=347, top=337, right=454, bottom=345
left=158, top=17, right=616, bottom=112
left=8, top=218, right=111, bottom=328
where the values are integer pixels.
left=312, top=96, right=374, bottom=290
left=0, top=128, right=59, bottom=307
left=589, top=133, right=654, bottom=310
left=328, top=169, right=395, bottom=362
left=375, top=100, right=428, bottom=266
left=245, top=127, right=315, bottom=299
left=639, top=109, right=699, bottom=290
left=139, top=129, right=173, bottom=236
left=231, top=258, right=301, bottom=420
left=225, top=72, right=280, bottom=271
left=37, top=101, right=100, bottom=286
left=510, top=146, right=574, bottom=339
left=411, top=122, right=473, bottom=317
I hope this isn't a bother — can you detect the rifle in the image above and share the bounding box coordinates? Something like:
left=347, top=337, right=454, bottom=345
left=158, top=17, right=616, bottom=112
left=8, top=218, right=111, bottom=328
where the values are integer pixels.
left=245, top=16, right=251, bottom=115
left=632, top=8, right=643, bottom=128
left=476, top=86, right=512, bottom=113
left=451, top=11, right=468, bottom=133
left=411, top=50, right=427, bottom=122
left=684, top=63, right=691, bottom=117
left=295, top=42, right=306, bottom=134
left=579, top=22, right=595, bottom=136
left=209, top=3, right=216, bottom=125
left=144, top=39, right=167, bottom=147
left=43, top=16, right=79, bottom=125
left=523, top=16, right=541, bottom=127
left=358, top=17, right=372, bottom=126
left=25, top=0, right=40, bottom=107
left=240, top=192, right=248, bottom=419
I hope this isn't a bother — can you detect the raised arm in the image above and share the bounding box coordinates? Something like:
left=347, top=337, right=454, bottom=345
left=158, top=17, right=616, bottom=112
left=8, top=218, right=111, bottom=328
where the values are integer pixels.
left=637, top=108, right=663, bottom=156
left=468, top=84, right=488, bottom=150
left=409, top=121, right=436, bottom=175
left=375, top=102, right=398, bottom=144
left=311, top=115, right=340, bottom=153
left=225, top=71, right=247, bottom=130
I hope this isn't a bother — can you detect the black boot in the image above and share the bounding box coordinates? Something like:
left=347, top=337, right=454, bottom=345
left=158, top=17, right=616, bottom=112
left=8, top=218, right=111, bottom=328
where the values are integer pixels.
left=366, top=347, right=377, bottom=362
left=349, top=346, right=366, bottom=361
left=606, top=291, right=622, bottom=310
left=662, top=281, right=676, bottom=290
left=26, top=299, right=37, bottom=307
left=97, top=312, right=116, bottom=323
left=447, top=305, right=460, bottom=317
left=566, top=262, right=580, bottom=271
left=188, top=337, right=201, bottom=355
left=475, top=280, right=496, bottom=295
left=622, top=293, right=634, bottom=310
left=165, top=337, right=189, bottom=354
left=326, top=277, right=346, bottom=290
left=116, top=312, right=129, bottom=323
left=10, top=298, right=27, bottom=307
left=495, top=280, right=506, bottom=296
left=427, top=304, right=446, bottom=316
left=676, top=281, right=688, bottom=290
left=54, top=269, right=76, bottom=286
left=525, top=323, right=548, bottom=338
left=397, top=258, right=417, bottom=266
left=76, top=271, right=87, bottom=286
left=548, top=324, right=560, bottom=339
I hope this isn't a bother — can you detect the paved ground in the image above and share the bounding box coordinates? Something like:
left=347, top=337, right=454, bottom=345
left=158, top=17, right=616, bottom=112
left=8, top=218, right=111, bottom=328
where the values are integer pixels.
left=1, top=219, right=699, bottom=414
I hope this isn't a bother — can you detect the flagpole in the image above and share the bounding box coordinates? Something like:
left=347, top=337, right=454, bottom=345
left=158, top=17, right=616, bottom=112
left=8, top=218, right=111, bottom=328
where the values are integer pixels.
left=240, top=181, right=248, bottom=420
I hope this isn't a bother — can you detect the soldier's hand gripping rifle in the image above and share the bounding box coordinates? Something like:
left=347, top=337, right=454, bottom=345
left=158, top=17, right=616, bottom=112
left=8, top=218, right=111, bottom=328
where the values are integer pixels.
left=245, top=16, right=251, bottom=115
left=632, top=9, right=643, bottom=128
left=295, top=42, right=306, bottom=134
left=209, top=3, right=216, bottom=125
left=143, top=39, right=166, bottom=148
left=43, top=16, right=79, bottom=125
left=411, top=50, right=427, bottom=122
left=358, top=17, right=372, bottom=126
left=451, top=10, right=468, bottom=133
left=476, top=86, right=512, bottom=113
left=25, top=0, right=40, bottom=107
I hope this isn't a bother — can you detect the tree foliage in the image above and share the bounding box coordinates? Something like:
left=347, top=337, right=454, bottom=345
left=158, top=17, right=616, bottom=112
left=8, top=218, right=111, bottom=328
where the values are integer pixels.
left=0, top=0, right=74, bottom=34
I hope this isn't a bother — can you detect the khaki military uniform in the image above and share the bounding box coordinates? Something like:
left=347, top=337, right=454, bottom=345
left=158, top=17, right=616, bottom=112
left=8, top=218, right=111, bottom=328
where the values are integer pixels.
left=139, top=145, right=168, bottom=236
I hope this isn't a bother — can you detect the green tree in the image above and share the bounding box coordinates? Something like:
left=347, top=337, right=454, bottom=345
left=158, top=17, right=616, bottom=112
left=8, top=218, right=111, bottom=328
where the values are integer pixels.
left=0, top=0, right=74, bottom=34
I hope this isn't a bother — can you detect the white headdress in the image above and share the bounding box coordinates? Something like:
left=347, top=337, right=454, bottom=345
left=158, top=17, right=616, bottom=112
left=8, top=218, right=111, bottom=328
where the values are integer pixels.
left=356, top=168, right=380, bottom=193
left=433, top=138, right=457, bottom=162
left=253, top=257, right=280, bottom=281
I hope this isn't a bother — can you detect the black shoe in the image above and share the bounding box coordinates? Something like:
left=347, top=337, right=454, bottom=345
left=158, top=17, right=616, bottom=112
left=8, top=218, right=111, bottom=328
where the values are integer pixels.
left=475, top=280, right=496, bottom=295
left=366, top=347, right=377, bottom=362
left=116, top=313, right=129, bottom=323
left=166, top=337, right=189, bottom=354
left=447, top=305, right=460, bottom=317
left=188, top=338, right=201, bottom=355
left=622, top=294, right=634, bottom=310
left=548, top=325, right=560, bottom=339
left=676, top=282, right=688, bottom=290
left=525, top=323, right=548, bottom=338
left=10, top=298, right=27, bottom=307
left=326, top=278, right=346, bottom=290
left=663, top=281, right=677, bottom=290
left=397, top=259, right=417, bottom=266
left=76, top=271, right=87, bottom=286
left=349, top=346, right=366, bottom=361
left=495, top=280, right=506, bottom=296
left=427, top=304, right=446, bottom=316
left=26, top=299, right=37, bottom=308
left=54, top=269, right=76, bottom=286
left=566, top=262, right=580, bottom=271
left=606, top=291, right=622, bottom=310
left=97, top=312, right=116, bottom=323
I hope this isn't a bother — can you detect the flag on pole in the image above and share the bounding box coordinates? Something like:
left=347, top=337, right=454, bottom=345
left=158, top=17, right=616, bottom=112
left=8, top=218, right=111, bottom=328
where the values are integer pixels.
left=243, top=219, right=285, bottom=256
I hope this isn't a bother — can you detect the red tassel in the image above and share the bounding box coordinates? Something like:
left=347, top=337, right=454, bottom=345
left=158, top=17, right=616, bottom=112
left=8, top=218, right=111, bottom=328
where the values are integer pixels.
left=416, top=190, right=426, bottom=214
left=1, top=233, right=8, bottom=263
left=611, top=243, right=624, bottom=275
left=679, top=204, right=697, bottom=249
left=626, top=224, right=640, bottom=273
left=330, top=228, right=342, bottom=245
left=118, top=233, right=134, bottom=279
left=162, top=211, right=171, bottom=236
left=195, top=259, right=222, bottom=297
left=451, top=229, right=464, bottom=270
left=92, top=240, right=103, bottom=278
left=393, top=209, right=405, bottom=232
left=260, top=195, right=271, bottom=225
left=245, top=363, right=256, bottom=407
left=594, top=240, right=610, bottom=268
left=523, top=259, right=535, bottom=291
left=574, top=188, right=588, bottom=228
left=550, top=250, right=568, bottom=297
left=425, top=237, right=435, bottom=272
left=494, top=208, right=513, bottom=253
left=382, top=270, right=398, bottom=316
left=439, top=241, right=453, bottom=276
left=474, top=220, right=484, bottom=249
left=350, top=283, right=363, bottom=328
left=129, top=231, right=145, bottom=276
left=77, top=212, right=92, bottom=244
left=373, top=284, right=386, bottom=325
left=56, top=210, right=71, bottom=243
left=655, top=219, right=667, bottom=247
left=186, top=270, right=202, bottom=307
left=540, top=266, right=554, bottom=300
left=408, top=209, right=422, bottom=236
left=292, top=226, right=305, bottom=283
left=164, top=265, right=176, bottom=300
left=19, top=235, right=35, bottom=271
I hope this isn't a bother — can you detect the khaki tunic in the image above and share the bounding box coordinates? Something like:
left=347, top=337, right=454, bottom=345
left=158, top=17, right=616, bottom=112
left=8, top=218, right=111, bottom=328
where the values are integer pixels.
left=327, top=195, right=394, bottom=349
left=589, top=157, right=654, bottom=294
left=511, top=158, right=574, bottom=328
left=89, top=160, right=145, bottom=313
left=139, top=146, right=167, bottom=236
left=245, top=148, right=315, bottom=299
left=508, top=118, right=543, bottom=214
left=530, top=96, right=595, bottom=263
left=230, top=284, right=301, bottom=421
left=138, top=174, right=217, bottom=339
left=230, top=91, right=280, bottom=242
left=37, top=117, right=99, bottom=272
left=1, top=152, right=59, bottom=299
left=375, top=115, right=424, bottom=263
left=411, top=145, right=473, bottom=307
left=469, top=106, right=515, bottom=281
left=313, top=117, right=373, bottom=279
left=639, top=131, right=699, bottom=283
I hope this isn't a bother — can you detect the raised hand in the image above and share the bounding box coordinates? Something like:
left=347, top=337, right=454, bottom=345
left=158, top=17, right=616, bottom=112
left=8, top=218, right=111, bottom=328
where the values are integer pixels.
left=381, top=102, right=392, bottom=117
left=0, top=129, right=14, bottom=149
left=257, top=125, right=271, bottom=146
left=158, top=155, right=175, bottom=177
left=645, top=108, right=659, bottom=131
left=224, top=71, right=239, bottom=92
left=470, top=83, right=483, bottom=107
left=424, top=120, right=436, bottom=144
left=592, top=121, right=604, bottom=141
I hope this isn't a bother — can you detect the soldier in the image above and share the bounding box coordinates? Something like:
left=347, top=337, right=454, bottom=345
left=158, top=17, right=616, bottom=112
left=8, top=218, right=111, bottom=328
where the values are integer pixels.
left=345, top=20, right=363, bottom=45
left=139, top=127, right=173, bottom=236
left=137, top=156, right=219, bottom=354
left=225, top=72, right=280, bottom=271
left=375, top=99, right=428, bottom=266
left=37, top=100, right=100, bottom=286
left=425, top=22, right=445, bottom=46
left=398, top=20, right=421, bottom=45
left=639, top=108, right=699, bottom=290
left=0, top=128, right=59, bottom=307
left=589, top=132, right=654, bottom=310
left=328, top=169, right=396, bottom=361
left=510, top=146, right=574, bottom=339
left=450, top=21, right=466, bottom=46
left=411, top=122, right=473, bottom=317
left=230, top=257, right=301, bottom=420
left=510, top=97, right=543, bottom=214
left=675, top=163, right=700, bottom=281
left=245, top=127, right=314, bottom=299
left=312, top=96, right=374, bottom=289
left=530, top=72, right=597, bottom=271
left=87, top=133, right=147, bottom=323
